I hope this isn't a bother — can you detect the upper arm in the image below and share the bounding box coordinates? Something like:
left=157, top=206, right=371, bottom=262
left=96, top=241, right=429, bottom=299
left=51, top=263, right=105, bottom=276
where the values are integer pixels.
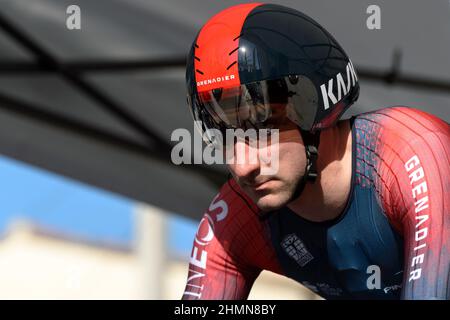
left=380, top=108, right=450, bottom=299
left=182, top=226, right=260, bottom=300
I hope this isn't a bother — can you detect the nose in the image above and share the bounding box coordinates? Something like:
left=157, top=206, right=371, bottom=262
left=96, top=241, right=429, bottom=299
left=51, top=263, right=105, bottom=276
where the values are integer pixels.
left=228, top=139, right=261, bottom=182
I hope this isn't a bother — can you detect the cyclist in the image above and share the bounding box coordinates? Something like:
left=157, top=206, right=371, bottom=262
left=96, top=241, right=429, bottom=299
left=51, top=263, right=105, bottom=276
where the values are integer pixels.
left=182, top=3, right=450, bottom=299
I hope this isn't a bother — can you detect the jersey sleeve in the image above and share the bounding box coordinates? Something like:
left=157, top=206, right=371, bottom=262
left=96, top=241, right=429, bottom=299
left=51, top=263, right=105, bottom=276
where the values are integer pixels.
left=377, top=107, right=450, bottom=299
left=181, top=179, right=283, bottom=300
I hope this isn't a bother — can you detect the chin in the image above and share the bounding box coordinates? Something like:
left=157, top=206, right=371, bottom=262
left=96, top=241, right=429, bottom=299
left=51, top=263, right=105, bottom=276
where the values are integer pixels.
left=253, top=191, right=292, bottom=212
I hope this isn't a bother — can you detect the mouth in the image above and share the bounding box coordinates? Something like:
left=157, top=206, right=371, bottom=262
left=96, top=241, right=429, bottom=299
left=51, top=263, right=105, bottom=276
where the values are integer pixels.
left=248, top=179, right=275, bottom=191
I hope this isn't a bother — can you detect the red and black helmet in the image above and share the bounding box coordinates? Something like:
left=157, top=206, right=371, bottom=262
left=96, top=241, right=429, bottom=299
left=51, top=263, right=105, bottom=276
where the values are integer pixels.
left=186, top=3, right=359, bottom=140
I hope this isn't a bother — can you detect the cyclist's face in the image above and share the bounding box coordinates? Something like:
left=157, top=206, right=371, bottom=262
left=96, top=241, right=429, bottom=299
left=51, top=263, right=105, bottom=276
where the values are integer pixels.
left=227, top=118, right=306, bottom=211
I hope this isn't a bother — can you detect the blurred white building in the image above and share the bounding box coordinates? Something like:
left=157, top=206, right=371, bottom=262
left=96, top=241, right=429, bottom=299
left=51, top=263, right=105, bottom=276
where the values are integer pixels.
left=0, top=206, right=318, bottom=300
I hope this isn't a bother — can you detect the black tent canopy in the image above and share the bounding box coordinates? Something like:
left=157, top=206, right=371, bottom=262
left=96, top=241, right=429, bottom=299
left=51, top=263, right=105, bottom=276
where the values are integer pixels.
left=0, top=0, right=448, bottom=219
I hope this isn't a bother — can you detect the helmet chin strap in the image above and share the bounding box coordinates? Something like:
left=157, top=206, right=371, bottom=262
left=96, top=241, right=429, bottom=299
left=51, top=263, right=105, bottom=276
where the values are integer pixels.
left=289, top=130, right=320, bottom=202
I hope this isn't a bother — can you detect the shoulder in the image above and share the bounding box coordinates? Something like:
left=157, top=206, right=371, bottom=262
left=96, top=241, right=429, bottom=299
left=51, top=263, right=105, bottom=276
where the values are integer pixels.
left=198, top=179, right=278, bottom=268
left=352, top=106, right=449, bottom=229
left=205, top=178, right=260, bottom=235
left=202, top=179, right=275, bottom=254
left=354, top=106, right=449, bottom=140
left=353, top=106, right=449, bottom=163
left=352, top=106, right=449, bottom=184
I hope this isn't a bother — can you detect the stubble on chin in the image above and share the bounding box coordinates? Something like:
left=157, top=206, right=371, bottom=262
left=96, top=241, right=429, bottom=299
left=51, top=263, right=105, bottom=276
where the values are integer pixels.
left=246, top=184, right=295, bottom=212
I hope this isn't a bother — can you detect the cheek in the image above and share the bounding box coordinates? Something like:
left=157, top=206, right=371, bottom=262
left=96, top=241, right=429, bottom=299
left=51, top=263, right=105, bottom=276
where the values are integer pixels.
left=275, top=129, right=305, bottom=175
left=278, top=141, right=305, bottom=174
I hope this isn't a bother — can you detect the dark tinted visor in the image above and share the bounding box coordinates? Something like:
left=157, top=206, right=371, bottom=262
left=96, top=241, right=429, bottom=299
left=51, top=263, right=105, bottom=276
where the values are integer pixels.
left=188, top=75, right=319, bottom=145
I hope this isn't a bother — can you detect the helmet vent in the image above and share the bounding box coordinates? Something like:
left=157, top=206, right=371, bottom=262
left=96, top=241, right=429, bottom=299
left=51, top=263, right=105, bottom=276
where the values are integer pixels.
left=226, top=61, right=237, bottom=70
left=229, top=47, right=239, bottom=55
left=233, top=34, right=242, bottom=41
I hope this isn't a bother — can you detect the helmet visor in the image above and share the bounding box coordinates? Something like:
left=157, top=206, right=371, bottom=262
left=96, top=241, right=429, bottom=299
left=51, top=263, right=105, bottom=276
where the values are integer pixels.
left=188, top=75, right=319, bottom=146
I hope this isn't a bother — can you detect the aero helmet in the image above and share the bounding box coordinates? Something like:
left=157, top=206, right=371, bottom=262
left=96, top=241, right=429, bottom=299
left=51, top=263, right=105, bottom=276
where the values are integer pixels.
left=186, top=3, right=359, bottom=194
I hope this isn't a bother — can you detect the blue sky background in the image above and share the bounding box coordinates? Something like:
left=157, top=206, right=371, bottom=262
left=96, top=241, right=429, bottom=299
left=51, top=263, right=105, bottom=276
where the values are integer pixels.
left=0, top=155, right=197, bottom=259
